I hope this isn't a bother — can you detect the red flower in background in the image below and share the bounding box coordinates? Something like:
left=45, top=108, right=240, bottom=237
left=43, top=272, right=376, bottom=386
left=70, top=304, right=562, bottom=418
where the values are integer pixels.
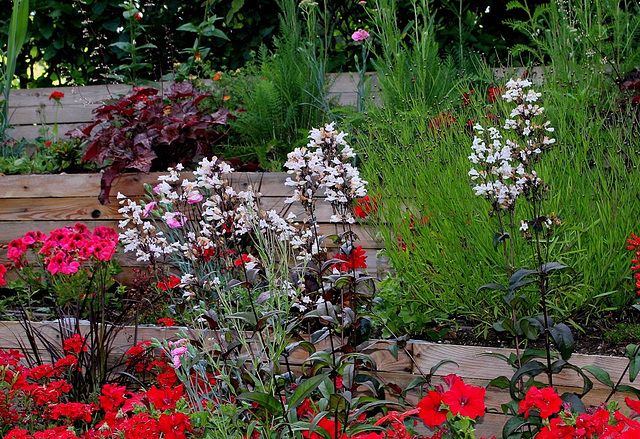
left=49, top=91, right=64, bottom=101
left=63, top=334, right=87, bottom=355
left=158, top=317, right=176, bottom=327
left=156, top=275, right=181, bottom=291
left=627, top=233, right=640, bottom=295
left=354, top=196, right=378, bottom=218
left=488, top=86, right=505, bottom=102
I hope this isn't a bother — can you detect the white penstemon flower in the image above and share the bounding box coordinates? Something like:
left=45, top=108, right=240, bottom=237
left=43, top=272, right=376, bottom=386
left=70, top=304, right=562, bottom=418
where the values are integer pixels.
left=469, top=78, right=555, bottom=210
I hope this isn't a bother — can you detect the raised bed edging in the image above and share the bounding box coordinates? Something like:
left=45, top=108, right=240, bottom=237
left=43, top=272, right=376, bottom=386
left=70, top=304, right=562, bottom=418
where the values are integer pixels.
left=0, top=172, right=386, bottom=283
left=0, top=321, right=633, bottom=438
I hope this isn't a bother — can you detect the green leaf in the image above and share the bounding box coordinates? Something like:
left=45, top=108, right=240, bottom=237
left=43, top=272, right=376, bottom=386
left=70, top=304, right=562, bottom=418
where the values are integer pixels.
left=508, top=269, right=538, bottom=290
left=540, top=262, right=569, bottom=274
left=288, top=374, right=329, bottom=412
left=489, top=376, right=511, bottom=389
left=549, top=323, right=574, bottom=360
left=110, top=41, right=134, bottom=52
left=503, top=416, right=529, bottom=439
left=429, top=359, right=457, bottom=375
left=177, top=23, right=200, bottom=33
left=617, top=385, right=640, bottom=398
left=626, top=344, right=640, bottom=381
left=510, top=361, right=547, bottom=400
left=582, top=366, right=614, bottom=388
left=388, top=342, right=399, bottom=360
left=493, top=232, right=510, bottom=249
left=477, top=282, right=507, bottom=293
left=238, top=392, right=283, bottom=416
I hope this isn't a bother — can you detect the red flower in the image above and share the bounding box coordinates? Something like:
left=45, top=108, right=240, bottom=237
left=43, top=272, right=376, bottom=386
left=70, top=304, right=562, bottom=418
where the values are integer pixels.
left=63, top=334, right=87, bottom=355
left=442, top=380, right=486, bottom=419
left=333, top=245, right=367, bottom=271
left=488, top=86, right=505, bottom=102
left=417, top=390, right=448, bottom=428
left=158, top=412, right=193, bottom=439
left=302, top=417, right=347, bottom=439
left=158, top=317, right=176, bottom=327
left=518, top=386, right=563, bottom=419
left=49, top=91, right=64, bottom=101
left=0, top=264, right=7, bottom=287
left=99, top=383, right=128, bottom=412
left=146, top=384, right=184, bottom=410
left=354, top=196, right=378, bottom=218
left=627, top=397, right=640, bottom=415
left=44, top=141, right=52, bottom=146
left=156, top=275, right=181, bottom=291
left=134, top=12, right=143, bottom=20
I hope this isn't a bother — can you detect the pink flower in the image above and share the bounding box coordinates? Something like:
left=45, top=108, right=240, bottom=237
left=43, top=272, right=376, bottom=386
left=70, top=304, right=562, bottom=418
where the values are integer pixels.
left=143, top=201, right=156, bottom=217
left=352, top=29, right=370, bottom=41
left=187, top=192, right=203, bottom=204
left=164, top=212, right=187, bottom=228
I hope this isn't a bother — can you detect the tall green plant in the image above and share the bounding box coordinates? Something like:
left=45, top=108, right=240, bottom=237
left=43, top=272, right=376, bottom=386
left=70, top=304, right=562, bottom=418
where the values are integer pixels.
left=1, top=0, right=28, bottom=148
left=369, top=0, right=460, bottom=111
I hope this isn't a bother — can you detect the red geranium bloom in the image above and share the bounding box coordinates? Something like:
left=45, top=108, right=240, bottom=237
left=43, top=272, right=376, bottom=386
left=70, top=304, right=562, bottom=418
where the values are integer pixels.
left=158, top=412, right=193, bottom=439
left=158, top=317, right=176, bottom=327
left=518, top=386, right=563, bottom=419
left=442, top=380, right=486, bottom=419
left=63, top=334, right=87, bottom=355
left=49, top=91, right=64, bottom=101
left=333, top=245, right=367, bottom=271
left=417, top=390, right=448, bottom=428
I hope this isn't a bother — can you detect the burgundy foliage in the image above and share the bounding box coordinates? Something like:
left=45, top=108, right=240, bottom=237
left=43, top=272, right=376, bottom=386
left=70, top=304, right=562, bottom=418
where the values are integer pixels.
left=68, top=82, right=233, bottom=204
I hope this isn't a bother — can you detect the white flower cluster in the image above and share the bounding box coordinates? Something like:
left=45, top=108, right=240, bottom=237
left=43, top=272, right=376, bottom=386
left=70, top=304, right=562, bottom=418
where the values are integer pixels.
left=118, top=157, right=259, bottom=270
left=469, top=78, right=556, bottom=209
left=284, top=122, right=368, bottom=225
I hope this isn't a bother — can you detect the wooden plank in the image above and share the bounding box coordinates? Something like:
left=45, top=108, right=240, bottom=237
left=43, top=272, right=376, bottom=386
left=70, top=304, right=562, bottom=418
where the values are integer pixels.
left=410, top=342, right=634, bottom=390
left=6, top=123, right=86, bottom=141
left=5, top=74, right=368, bottom=141
left=0, top=172, right=308, bottom=199
left=0, top=196, right=352, bottom=221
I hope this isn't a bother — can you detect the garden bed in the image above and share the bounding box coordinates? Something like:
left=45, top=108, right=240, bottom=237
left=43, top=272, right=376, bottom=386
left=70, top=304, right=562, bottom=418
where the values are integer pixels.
left=0, top=320, right=634, bottom=438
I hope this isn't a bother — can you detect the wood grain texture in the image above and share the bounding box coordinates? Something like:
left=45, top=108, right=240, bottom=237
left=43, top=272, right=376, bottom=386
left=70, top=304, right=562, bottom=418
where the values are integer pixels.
left=7, top=75, right=368, bottom=140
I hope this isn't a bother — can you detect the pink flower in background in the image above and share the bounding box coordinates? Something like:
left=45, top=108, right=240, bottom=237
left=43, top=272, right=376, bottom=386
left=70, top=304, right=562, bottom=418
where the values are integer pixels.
left=352, top=29, right=370, bottom=41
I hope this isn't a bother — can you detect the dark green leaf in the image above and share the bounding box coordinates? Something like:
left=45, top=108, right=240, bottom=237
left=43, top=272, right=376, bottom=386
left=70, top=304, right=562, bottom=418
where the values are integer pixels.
left=540, top=262, right=569, bottom=274
left=489, top=376, right=511, bottom=389
left=549, top=323, right=574, bottom=360
left=582, top=366, right=614, bottom=388
left=288, top=374, right=329, bottom=412
left=493, top=232, right=510, bottom=249
left=477, top=282, right=507, bottom=293
left=388, top=342, right=399, bottom=360
left=238, top=392, right=283, bottom=416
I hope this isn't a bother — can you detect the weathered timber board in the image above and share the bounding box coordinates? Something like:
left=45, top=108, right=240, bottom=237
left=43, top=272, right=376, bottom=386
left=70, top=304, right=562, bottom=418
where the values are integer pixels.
left=6, top=75, right=368, bottom=141
left=411, top=342, right=635, bottom=390
left=0, top=172, right=297, bottom=198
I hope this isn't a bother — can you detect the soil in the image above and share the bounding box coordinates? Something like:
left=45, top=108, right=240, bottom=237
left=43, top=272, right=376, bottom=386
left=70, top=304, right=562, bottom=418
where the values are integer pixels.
left=441, top=318, right=634, bottom=357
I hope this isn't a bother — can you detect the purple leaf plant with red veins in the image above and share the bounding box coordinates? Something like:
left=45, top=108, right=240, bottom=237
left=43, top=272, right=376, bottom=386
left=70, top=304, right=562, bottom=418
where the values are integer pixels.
left=68, top=82, right=234, bottom=204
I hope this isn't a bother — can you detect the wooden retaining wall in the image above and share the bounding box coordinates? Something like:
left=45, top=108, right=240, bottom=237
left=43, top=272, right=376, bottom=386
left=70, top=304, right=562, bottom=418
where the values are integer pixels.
left=0, top=320, right=633, bottom=438
left=0, top=171, right=386, bottom=283
left=5, top=73, right=380, bottom=142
